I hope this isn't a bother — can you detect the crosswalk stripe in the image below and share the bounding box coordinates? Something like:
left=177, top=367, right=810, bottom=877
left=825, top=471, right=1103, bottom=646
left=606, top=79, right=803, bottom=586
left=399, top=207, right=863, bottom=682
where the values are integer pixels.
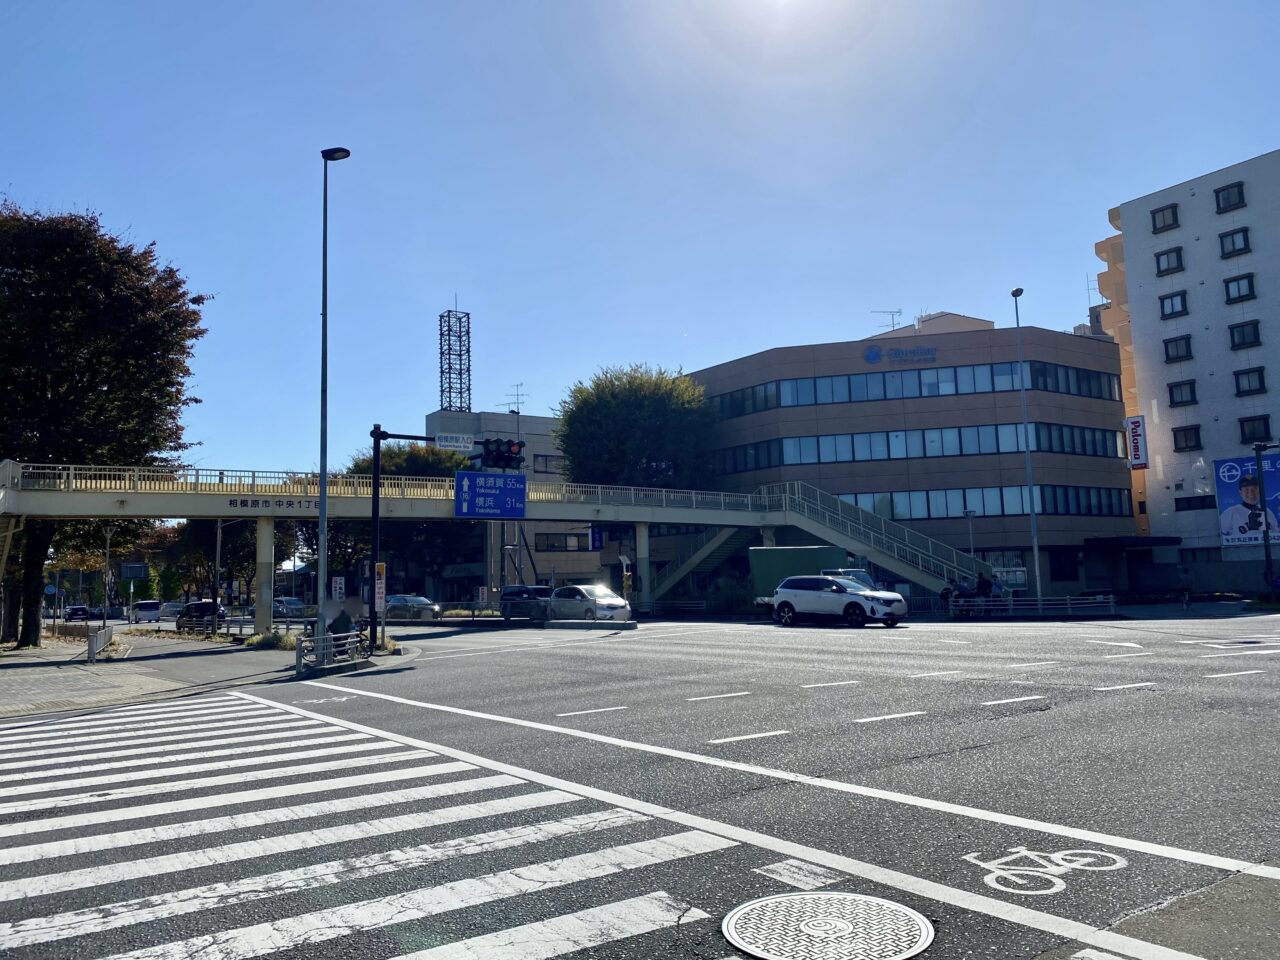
left=0, top=740, right=396, bottom=798
left=0, top=732, right=370, bottom=781
left=0, top=695, right=233, bottom=732
left=0, top=772, right=521, bottom=865
left=0, top=717, right=323, bottom=762
left=0, top=707, right=285, bottom=750
left=0, top=749, right=435, bottom=815
left=2, top=700, right=254, bottom=729
left=394, top=891, right=710, bottom=960
left=2, top=807, right=648, bottom=946
left=0, top=760, right=475, bottom=839
left=0, top=703, right=282, bottom=741
left=90, top=831, right=735, bottom=960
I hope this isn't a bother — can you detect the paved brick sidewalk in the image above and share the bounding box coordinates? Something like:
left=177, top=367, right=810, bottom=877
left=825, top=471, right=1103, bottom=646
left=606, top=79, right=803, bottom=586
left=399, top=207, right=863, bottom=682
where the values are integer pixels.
left=0, top=641, right=189, bottom=718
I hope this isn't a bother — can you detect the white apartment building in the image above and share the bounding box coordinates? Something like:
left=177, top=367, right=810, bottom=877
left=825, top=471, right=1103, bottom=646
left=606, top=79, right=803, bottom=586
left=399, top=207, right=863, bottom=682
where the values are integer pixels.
left=1097, top=148, right=1279, bottom=591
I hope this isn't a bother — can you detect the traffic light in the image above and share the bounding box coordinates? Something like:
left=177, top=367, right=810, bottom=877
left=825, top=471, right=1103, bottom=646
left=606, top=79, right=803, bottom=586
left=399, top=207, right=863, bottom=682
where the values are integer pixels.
left=480, top=438, right=526, bottom=470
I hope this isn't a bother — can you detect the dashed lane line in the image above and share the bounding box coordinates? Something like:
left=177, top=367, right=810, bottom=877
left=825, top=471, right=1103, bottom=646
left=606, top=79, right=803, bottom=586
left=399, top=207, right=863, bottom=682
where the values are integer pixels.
left=909, top=670, right=962, bottom=678
left=555, top=707, right=628, bottom=717
left=285, top=683, right=1280, bottom=884
left=1199, top=649, right=1280, bottom=659
left=706, top=730, right=789, bottom=744
left=239, top=690, right=1215, bottom=960
left=1008, top=661, right=1060, bottom=668
left=1204, top=670, right=1266, bottom=678
left=1094, top=683, right=1157, bottom=691
left=853, top=711, right=927, bottom=723
left=1085, top=640, right=1144, bottom=649
left=800, top=680, right=861, bottom=688
left=1104, top=652, right=1155, bottom=659
left=981, top=696, right=1047, bottom=706
left=685, top=691, right=751, bottom=702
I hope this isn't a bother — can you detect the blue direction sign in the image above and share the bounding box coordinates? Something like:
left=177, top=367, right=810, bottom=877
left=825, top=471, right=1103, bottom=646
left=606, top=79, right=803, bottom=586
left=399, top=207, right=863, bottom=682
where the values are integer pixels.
left=43, top=583, right=55, bottom=596
left=454, top=471, right=526, bottom=519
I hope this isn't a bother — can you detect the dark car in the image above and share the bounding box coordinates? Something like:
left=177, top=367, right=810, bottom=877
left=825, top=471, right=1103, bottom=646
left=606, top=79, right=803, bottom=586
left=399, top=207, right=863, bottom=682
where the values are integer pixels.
left=499, top=585, right=552, bottom=622
left=63, top=605, right=91, bottom=622
left=176, top=600, right=227, bottom=633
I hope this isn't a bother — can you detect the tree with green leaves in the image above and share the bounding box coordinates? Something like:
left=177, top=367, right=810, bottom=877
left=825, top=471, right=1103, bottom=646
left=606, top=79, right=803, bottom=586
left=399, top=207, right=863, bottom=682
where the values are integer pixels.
left=555, top=364, right=717, bottom=489
left=0, top=203, right=206, bottom=645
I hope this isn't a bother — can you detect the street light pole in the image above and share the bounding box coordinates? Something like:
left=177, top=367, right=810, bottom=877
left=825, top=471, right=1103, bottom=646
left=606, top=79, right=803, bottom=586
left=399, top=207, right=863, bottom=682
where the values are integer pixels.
left=1011, top=288, right=1043, bottom=605
left=964, top=509, right=976, bottom=555
left=317, top=146, right=351, bottom=625
left=102, top=525, right=115, bottom=629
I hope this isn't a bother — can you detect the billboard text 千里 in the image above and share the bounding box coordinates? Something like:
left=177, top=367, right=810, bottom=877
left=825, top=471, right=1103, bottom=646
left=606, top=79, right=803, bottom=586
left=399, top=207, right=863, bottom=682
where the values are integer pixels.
left=1214, top=455, right=1280, bottom=548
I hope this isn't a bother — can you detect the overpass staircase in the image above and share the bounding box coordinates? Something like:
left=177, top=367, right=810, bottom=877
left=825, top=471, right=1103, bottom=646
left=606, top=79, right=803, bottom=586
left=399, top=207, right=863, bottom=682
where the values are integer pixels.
left=650, top=526, right=759, bottom=601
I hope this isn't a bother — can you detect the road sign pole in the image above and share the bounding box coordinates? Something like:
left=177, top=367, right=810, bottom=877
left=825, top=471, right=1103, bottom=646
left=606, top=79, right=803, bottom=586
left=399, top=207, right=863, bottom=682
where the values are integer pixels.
left=369, top=424, right=387, bottom=648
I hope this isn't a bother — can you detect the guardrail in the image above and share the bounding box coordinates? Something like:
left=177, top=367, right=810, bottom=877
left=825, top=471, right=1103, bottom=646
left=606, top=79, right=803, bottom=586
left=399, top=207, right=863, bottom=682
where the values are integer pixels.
left=947, top=595, right=1117, bottom=617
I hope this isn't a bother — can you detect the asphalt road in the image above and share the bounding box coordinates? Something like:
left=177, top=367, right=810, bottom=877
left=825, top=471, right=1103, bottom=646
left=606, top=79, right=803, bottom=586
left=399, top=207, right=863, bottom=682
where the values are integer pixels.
left=1, top=615, right=1276, bottom=960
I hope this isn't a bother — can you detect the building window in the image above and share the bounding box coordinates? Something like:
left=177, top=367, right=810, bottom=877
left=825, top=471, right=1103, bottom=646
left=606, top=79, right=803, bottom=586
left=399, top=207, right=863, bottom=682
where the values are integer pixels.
left=1234, top=367, right=1266, bottom=397
left=1151, top=203, right=1179, bottom=233
left=1154, top=247, right=1183, bottom=276
left=1179, top=546, right=1222, bottom=563
left=1172, top=425, right=1202, bottom=451
left=1167, top=380, right=1197, bottom=407
left=1174, top=495, right=1217, bottom=512
left=1240, top=415, right=1272, bottom=444
left=1163, top=335, right=1192, bottom=363
left=1159, top=291, right=1188, bottom=318
left=1230, top=320, right=1261, bottom=350
left=1220, top=227, right=1250, bottom=258
left=1224, top=273, right=1256, bottom=304
left=532, top=454, right=566, bottom=475
left=1215, top=181, right=1245, bottom=213
left=1048, top=547, right=1079, bottom=582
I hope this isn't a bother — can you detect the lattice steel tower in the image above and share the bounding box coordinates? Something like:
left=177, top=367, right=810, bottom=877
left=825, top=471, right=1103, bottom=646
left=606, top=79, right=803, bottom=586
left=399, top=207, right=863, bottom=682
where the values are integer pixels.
left=438, top=309, right=472, bottom=412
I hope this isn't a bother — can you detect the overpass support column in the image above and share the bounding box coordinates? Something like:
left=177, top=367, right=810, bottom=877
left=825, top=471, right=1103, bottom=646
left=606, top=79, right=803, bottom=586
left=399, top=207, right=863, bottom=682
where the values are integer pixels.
left=254, top=516, right=274, bottom=635
left=761, top=526, right=776, bottom=548
left=635, top=521, right=650, bottom=614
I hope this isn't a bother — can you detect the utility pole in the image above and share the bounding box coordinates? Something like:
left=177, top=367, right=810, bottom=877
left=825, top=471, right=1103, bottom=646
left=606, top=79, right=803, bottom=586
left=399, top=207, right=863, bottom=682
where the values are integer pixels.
left=102, top=525, right=116, bottom=629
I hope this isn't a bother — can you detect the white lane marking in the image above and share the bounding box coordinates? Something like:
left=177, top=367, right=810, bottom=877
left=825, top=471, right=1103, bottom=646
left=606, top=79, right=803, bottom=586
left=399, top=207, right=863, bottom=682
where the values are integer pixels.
left=0, top=732, right=369, bottom=781
left=290, top=685, right=1280, bottom=884
left=801, top=680, right=860, bottom=688
left=981, top=696, right=1047, bottom=706
left=1085, top=640, right=1144, bottom=649
left=685, top=691, right=751, bottom=701
left=394, top=891, right=709, bottom=960
left=89, top=832, right=735, bottom=960
left=414, top=635, right=632, bottom=662
left=0, top=806, right=644, bottom=944
left=753, top=858, right=843, bottom=890
left=1204, top=670, right=1266, bottom=678
left=1094, top=683, right=1156, bottom=691
left=934, top=639, right=970, bottom=644
left=1072, top=951, right=1128, bottom=960
left=0, top=695, right=233, bottom=732
left=249, top=692, right=1218, bottom=960
left=555, top=706, right=628, bottom=717
left=0, top=740, right=393, bottom=798
left=1104, top=652, right=1155, bottom=659
left=1199, top=649, right=1280, bottom=659
left=0, top=706, right=282, bottom=748
left=0, top=749, right=433, bottom=815
left=0, top=761, right=473, bottom=840
left=909, top=670, right=961, bottom=677
left=0, top=701, right=278, bottom=736
left=854, top=712, right=927, bottom=723
left=707, top=730, right=789, bottom=744
left=0, top=773, right=518, bottom=867
left=0, top=718, right=322, bottom=761
left=1008, top=661, right=1060, bottom=668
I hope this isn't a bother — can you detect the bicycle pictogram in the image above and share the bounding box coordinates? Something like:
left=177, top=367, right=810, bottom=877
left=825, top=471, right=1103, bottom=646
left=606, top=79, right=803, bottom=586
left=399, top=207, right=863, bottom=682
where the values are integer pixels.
left=962, top=846, right=1128, bottom=895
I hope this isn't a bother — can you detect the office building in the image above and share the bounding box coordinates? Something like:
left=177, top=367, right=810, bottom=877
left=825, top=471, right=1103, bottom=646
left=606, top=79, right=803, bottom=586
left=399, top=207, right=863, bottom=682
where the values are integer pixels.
left=1096, top=149, right=1280, bottom=591
left=688, top=312, right=1137, bottom=594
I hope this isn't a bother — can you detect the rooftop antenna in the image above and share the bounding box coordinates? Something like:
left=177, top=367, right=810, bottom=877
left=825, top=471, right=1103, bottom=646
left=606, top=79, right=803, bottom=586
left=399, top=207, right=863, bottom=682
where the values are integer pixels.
left=871, top=308, right=903, bottom=332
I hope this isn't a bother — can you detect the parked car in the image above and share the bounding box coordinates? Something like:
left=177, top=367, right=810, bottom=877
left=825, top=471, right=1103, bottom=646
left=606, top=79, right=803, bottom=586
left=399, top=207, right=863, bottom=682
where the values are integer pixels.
left=548, top=584, right=631, bottom=622
left=159, top=602, right=184, bottom=619
left=771, top=575, right=907, bottom=628
left=63, top=605, right=91, bottom=622
left=248, top=598, right=305, bottom=620
left=384, top=595, right=441, bottom=621
left=499, top=585, right=552, bottom=621
left=176, top=600, right=227, bottom=632
left=129, top=600, right=162, bottom=623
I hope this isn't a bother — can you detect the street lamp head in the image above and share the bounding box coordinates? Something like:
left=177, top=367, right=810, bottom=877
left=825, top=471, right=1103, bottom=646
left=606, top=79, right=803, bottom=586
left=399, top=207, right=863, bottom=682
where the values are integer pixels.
left=1011, top=287, right=1024, bottom=299
left=321, top=147, right=351, bottom=162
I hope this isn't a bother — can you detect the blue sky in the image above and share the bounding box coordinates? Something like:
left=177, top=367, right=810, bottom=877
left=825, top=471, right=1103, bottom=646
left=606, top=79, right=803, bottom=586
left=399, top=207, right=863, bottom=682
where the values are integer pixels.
left=5, top=0, right=1277, bottom=472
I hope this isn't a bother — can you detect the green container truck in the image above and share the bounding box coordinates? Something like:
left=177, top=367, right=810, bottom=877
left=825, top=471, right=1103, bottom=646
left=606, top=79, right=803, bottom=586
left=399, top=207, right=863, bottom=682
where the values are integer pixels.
left=749, top=545, right=848, bottom=608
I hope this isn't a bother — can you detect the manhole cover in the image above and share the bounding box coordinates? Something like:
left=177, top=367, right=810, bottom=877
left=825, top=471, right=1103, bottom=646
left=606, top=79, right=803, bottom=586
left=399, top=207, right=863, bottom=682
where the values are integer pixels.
left=722, top=891, right=934, bottom=960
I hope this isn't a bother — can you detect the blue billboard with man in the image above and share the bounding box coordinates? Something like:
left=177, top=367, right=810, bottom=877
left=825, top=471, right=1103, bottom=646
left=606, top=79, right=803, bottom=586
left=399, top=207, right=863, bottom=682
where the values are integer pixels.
left=1215, top=455, right=1280, bottom=548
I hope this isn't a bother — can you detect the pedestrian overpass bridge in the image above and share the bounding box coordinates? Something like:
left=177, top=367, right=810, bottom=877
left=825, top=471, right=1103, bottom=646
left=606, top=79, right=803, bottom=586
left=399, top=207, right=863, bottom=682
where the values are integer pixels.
left=0, top=460, right=989, bottom=631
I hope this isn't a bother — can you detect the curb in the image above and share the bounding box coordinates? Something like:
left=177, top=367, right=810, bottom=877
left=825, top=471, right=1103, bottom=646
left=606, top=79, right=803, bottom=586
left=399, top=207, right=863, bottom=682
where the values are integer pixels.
left=541, top=620, right=639, bottom=631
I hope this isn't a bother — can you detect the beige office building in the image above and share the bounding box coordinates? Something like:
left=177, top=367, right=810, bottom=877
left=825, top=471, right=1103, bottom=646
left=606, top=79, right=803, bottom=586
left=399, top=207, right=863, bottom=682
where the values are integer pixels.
left=688, top=313, right=1139, bottom=594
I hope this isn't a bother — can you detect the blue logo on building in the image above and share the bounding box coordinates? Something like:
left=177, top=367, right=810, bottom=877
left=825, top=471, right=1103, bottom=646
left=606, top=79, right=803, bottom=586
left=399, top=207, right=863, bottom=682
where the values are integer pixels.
left=863, top=346, right=882, bottom=364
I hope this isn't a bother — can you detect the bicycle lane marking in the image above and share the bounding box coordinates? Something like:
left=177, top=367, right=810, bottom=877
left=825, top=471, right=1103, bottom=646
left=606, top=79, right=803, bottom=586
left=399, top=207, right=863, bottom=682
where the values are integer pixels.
left=232, top=690, right=1205, bottom=960
left=291, top=681, right=1279, bottom=882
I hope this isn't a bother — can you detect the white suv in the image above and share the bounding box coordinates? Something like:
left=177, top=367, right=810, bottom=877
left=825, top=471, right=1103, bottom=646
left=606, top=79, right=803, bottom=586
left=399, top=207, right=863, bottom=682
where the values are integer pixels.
left=772, top=575, right=907, bottom=628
